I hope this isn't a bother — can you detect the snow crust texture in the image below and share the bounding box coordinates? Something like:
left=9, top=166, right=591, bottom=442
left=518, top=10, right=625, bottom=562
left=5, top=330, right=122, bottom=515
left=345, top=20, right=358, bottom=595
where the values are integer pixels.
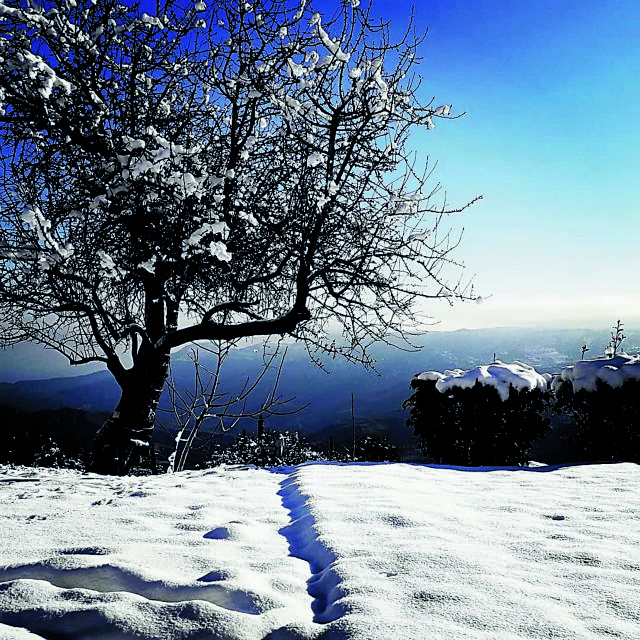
left=416, top=360, right=549, bottom=400
left=553, top=354, right=640, bottom=392
left=0, top=462, right=638, bottom=639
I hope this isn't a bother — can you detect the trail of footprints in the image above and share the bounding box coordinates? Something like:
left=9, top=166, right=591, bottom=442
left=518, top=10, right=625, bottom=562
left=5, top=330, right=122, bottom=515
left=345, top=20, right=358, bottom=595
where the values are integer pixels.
left=277, top=474, right=344, bottom=624
left=0, top=561, right=260, bottom=614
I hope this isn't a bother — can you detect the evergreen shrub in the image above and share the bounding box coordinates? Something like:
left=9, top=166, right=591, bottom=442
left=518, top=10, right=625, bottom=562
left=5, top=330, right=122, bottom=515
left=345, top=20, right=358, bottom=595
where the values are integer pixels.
left=405, top=378, right=551, bottom=466
left=207, top=428, right=321, bottom=467
left=553, top=378, right=640, bottom=462
left=355, top=434, right=400, bottom=462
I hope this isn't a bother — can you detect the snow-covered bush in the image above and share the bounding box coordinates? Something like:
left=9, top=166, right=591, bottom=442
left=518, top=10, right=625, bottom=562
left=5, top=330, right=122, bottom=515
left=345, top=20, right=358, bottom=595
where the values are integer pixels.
left=207, top=429, right=322, bottom=467
left=325, top=433, right=400, bottom=462
left=405, top=361, right=551, bottom=466
left=4, top=433, right=86, bottom=470
left=552, top=355, right=640, bottom=462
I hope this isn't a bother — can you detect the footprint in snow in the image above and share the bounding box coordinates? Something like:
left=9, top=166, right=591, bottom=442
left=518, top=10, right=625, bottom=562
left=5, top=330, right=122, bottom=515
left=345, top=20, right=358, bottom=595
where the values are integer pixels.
left=0, top=563, right=261, bottom=614
left=198, top=570, right=227, bottom=582
left=60, top=547, right=110, bottom=556
left=204, top=527, right=230, bottom=540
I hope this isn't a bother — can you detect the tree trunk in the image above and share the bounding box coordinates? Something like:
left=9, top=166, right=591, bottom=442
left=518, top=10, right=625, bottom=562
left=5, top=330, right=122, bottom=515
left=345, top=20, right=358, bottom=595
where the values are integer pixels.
left=90, top=352, right=170, bottom=475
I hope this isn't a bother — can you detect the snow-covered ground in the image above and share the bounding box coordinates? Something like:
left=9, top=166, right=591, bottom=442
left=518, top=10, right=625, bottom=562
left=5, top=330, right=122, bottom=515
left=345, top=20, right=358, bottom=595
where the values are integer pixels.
left=0, top=463, right=638, bottom=639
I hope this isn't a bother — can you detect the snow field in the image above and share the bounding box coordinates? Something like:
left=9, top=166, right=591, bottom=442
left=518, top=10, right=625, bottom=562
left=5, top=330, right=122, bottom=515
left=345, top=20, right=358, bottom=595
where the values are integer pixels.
left=0, top=467, right=320, bottom=639
left=292, top=463, right=640, bottom=640
left=0, top=463, right=638, bottom=639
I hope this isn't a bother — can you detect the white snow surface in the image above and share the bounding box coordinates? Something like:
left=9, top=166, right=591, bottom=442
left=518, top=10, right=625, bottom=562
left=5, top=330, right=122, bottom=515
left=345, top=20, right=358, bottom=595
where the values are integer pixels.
left=553, top=354, right=640, bottom=393
left=0, top=462, right=638, bottom=639
left=416, top=360, right=549, bottom=401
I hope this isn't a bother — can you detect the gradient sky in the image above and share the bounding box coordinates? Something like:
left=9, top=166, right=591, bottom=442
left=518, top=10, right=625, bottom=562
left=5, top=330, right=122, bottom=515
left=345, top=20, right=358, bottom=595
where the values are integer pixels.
left=368, top=0, right=640, bottom=329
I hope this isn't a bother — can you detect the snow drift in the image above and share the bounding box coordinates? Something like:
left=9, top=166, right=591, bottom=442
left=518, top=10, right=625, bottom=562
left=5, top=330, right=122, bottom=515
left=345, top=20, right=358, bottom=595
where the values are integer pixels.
left=552, top=354, right=640, bottom=393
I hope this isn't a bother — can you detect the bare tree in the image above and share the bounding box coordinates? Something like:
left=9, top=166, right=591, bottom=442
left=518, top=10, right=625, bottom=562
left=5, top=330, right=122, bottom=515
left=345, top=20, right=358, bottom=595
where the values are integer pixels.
left=0, top=0, right=478, bottom=474
left=163, top=342, right=299, bottom=473
left=605, top=320, right=626, bottom=358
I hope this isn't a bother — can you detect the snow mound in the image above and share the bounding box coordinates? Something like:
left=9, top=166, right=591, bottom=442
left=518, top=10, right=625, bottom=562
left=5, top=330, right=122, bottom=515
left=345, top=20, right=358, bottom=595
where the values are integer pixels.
left=416, top=360, right=549, bottom=401
left=552, top=354, right=640, bottom=392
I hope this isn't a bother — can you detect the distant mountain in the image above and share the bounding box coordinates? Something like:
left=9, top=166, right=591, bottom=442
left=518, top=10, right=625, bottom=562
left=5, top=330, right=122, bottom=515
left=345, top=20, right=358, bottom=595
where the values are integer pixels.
left=0, top=342, right=103, bottom=383
left=1, top=326, right=637, bottom=447
left=0, top=370, right=119, bottom=413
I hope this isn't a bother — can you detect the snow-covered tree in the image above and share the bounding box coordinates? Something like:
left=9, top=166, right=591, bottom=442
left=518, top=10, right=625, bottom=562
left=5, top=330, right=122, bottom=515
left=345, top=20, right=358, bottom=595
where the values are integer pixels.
left=0, top=0, right=477, bottom=474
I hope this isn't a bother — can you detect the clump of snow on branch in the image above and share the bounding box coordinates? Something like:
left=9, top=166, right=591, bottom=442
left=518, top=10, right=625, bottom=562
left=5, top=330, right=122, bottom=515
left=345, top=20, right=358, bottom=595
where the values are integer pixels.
left=310, top=12, right=350, bottom=67
left=97, top=250, right=121, bottom=278
left=138, top=256, right=157, bottom=274
left=417, top=361, right=550, bottom=401
left=552, top=354, right=640, bottom=393
left=306, top=151, right=325, bottom=167
left=21, top=207, right=74, bottom=266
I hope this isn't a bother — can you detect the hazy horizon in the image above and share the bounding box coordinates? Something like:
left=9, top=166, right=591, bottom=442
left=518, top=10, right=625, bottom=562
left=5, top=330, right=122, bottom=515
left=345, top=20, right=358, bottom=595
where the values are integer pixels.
left=2, top=322, right=639, bottom=383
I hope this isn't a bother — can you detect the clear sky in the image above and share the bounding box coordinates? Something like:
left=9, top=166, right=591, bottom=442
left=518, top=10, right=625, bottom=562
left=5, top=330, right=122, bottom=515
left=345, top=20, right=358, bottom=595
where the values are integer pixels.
left=369, top=0, right=640, bottom=330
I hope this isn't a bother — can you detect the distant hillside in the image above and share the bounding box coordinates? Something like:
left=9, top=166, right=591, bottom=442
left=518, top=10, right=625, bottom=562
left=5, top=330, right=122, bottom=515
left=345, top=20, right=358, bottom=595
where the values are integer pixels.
left=0, top=371, right=119, bottom=413
left=1, top=326, right=637, bottom=448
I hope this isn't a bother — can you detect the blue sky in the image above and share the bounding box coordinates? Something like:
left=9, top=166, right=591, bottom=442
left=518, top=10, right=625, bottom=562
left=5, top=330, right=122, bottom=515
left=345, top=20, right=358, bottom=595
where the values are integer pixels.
left=368, top=0, right=640, bottom=329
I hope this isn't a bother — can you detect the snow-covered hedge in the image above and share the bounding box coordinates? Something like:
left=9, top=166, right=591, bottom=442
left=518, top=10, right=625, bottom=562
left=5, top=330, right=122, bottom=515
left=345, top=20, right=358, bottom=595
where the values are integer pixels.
left=552, top=354, right=640, bottom=393
left=552, top=355, right=640, bottom=462
left=405, top=361, right=551, bottom=466
left=418, top=361, right=550, bottom=401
